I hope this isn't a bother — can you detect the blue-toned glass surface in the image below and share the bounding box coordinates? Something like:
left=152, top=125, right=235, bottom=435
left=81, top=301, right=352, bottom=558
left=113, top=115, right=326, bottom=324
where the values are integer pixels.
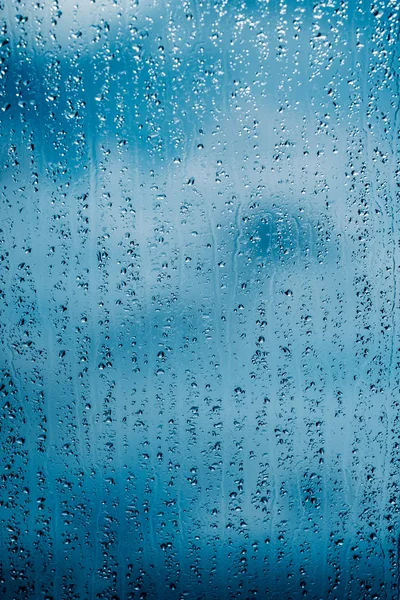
left=0, top=0, right=399, bottom=598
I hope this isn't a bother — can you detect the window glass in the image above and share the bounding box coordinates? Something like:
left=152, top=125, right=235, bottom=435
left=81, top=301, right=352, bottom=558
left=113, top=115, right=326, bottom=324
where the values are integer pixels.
left=0, top=0, right=399, bottom=598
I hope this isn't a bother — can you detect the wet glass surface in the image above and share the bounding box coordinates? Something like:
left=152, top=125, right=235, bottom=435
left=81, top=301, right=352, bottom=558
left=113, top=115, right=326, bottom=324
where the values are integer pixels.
left=0, top=0, right=399, bottom=598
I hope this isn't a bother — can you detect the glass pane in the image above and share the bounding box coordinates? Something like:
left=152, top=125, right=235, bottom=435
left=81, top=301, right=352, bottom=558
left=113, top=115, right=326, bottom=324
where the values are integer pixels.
left=1, top=0, right=399, bottom=598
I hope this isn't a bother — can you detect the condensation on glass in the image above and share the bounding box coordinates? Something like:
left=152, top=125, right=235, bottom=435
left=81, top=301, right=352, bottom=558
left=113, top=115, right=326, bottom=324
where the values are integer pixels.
left=0, top=0, right=399, bottom=598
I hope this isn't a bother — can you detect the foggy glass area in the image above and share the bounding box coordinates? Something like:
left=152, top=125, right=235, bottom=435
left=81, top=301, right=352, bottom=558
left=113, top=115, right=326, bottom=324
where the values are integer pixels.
left=0, top=0, right=399, bottom=598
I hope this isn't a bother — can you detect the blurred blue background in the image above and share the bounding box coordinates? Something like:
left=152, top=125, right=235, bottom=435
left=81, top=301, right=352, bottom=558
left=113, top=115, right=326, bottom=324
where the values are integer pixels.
left=0, top=0, right=399, bottom=598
